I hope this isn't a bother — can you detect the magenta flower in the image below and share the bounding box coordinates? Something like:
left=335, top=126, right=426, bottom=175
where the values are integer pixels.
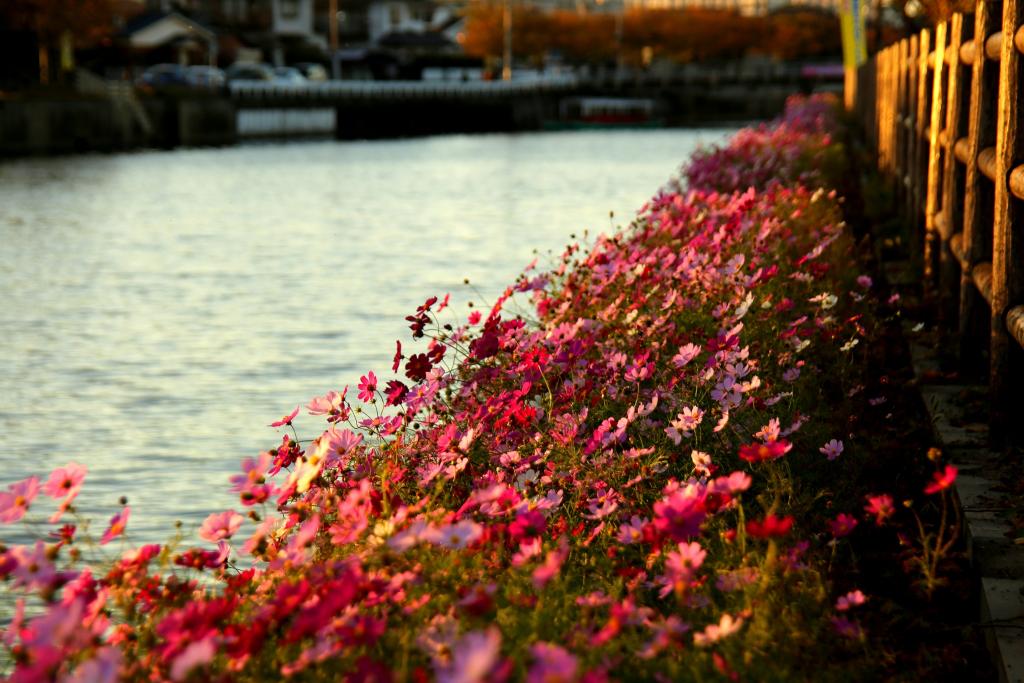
left=924, top=465, right=958, bottom=495
left=101, top=506, right=130, bottom=545
left=198, top=510, right=244, bottom=543
left=357, top=370, right=378, bottom=403
left=268, top=405, right=299, bottom=428
left=828, top=513, right=858, bottom=538
left=0, top=476, right=40, bottom=524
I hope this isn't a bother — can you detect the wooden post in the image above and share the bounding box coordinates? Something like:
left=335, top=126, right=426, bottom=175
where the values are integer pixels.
left=925, top=22, right=949, bottom=296
left=896, top=40, right=909, bottom=209
left=913, top=30, right=932, bottom=243
left=906, top=35, right=920, bottom=224
left=940, top=14, right=968, bottom=336
left=990, top=0, right=1023, bottom=442
left=960, top=1, right=1000, bottom=379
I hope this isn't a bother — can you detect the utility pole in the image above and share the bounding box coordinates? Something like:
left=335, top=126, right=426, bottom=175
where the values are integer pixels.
left=502, top=0, right=512, bottom=81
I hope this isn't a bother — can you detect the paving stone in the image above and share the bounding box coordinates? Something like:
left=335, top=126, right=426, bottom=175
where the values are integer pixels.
left=921, top=384, right=991, bottom=449
left=980, top=578, right=1024, bottom=683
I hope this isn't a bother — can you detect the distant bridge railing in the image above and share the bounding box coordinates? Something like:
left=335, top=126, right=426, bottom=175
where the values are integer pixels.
left=227, top=75, right=580, bottom=101
left=856, top=0, right=1024, bottom=443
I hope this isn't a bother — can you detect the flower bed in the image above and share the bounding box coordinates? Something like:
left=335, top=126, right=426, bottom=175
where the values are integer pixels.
left=0, top=96, right=976, bottom=682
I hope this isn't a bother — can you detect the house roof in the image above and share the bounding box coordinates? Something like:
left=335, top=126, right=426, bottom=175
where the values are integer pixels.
left=119, top=11, right=216, bottom=47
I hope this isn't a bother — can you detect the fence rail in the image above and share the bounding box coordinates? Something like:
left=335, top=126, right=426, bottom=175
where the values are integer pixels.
left=856, top=0, right=1024, bottom=444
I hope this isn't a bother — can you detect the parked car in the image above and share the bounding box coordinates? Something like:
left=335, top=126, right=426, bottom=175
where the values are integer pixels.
left=185, top=65, right=225, bottom=88
left=293, top=62, right=329, bottom=81
left=272, top=66, right=307, bottom=83
left=225, top=63, right=274, bottom=82
left=137, top=64, right=189, bottom=88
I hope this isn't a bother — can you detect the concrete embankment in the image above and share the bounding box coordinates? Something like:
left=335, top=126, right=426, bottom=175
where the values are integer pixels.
left=0, top=84, right=795, bottom=157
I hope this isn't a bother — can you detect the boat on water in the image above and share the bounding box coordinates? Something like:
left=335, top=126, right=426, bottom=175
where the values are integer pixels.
left=546, top=96, right=663, bottom=130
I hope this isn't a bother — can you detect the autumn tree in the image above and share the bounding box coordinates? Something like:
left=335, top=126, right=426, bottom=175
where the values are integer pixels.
left=1, top=0, right=114, bottom=82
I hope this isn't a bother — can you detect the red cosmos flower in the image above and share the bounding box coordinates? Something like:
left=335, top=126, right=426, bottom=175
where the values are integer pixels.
left=864, top=494, right=895, bottom=525
left=745, top=514, right=793, bottom=538
left=405, top=353, right=432, bottom=382
left=269, top=406, right=299, bottom=428
left=392, top=340, right=403, bottom=372
left=924, top=465, right=958, bottom=495
left=738, top=440, right=792, bottom=463
left=385, top=380, right=409, bottom=406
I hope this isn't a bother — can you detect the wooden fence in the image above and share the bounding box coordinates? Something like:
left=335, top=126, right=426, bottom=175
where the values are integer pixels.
left=855, top=0, right=1024, bottom=445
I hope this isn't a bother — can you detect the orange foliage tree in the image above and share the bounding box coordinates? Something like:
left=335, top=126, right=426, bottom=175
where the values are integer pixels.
left=463, top=4, right=843, bottom=65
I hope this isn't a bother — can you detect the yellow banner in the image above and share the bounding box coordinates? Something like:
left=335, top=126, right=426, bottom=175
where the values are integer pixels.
left=840, top=0, right=868, bottom=68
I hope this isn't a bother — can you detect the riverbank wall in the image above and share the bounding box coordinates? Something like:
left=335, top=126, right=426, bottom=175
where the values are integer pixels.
left=0, top=81, right=801, bottom=157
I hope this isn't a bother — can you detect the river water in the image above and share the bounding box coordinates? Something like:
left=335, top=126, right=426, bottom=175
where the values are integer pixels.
left=0, top=129, right=733, bottom=548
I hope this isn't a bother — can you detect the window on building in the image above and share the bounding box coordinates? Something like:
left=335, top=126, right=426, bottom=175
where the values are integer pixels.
left=281, top=0, right=300, bottom=19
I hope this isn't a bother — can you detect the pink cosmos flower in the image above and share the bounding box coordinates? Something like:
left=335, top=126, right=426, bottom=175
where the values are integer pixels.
left=66, top=647, right=122, bottom=683
left=819, top=439, right=844, bottom=460
left=864, top=493, right=895, bottom=525
left=835, top=589, right=867, bottom=611
left=658, top=541, right=706, bottom=597
left=43, top=463, right=86, bottom=500
left=617, top=516, right=646, bottom=544
left=693, top=613, right=744, bottom=647
left=666, top=406, right=704, bottom=444
left=533, top=535, right=569, bottom=589
left=672, top=343, right=701, bottom=368
left=0, top=476, right=40, bottom=524
left=170, top=636, right=217, bottom=682
left=9, top=541, right=57, bottom=590
left=101, top=506, right=130, bottom=545
left=709, top=471, right=752, bottom=495
left=426, top=520, right=483, bottom=550
left=924, top=465, right=958, bottom=495
left=436, top=628, right=502, bottom=683
left=857, top=275, right=873, bottom=289
left=527, top=642, right=578, bottom=683
left=229, top=452, right=273, bottom=506
left=198, top=510, right=244, bottom=543
left=269, top=406, right=299, bottom=428
left=306, top=389, right=347, bottom=420
left=754, top=418, right=781, bottom=443
left=357, top=371, right=378, bottom=403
